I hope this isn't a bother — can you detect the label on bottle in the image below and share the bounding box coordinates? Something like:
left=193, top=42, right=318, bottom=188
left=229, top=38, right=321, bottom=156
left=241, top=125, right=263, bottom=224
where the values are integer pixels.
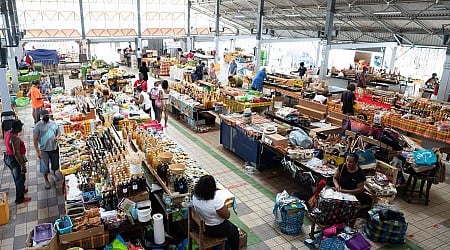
left=133, top=184, right=138, bottom=190
left=123, top=188, right=127, bottom=193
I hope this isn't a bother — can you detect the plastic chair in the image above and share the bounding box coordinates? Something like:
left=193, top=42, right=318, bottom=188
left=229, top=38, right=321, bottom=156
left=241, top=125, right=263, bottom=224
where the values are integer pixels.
left=1, top=111, right=18, bottom=138
left=188, top=208, right=227, bottom=250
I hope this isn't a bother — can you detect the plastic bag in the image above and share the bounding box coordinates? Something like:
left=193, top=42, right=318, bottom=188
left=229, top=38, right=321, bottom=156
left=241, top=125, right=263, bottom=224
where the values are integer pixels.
left=289, top=128, right=313, bottom=148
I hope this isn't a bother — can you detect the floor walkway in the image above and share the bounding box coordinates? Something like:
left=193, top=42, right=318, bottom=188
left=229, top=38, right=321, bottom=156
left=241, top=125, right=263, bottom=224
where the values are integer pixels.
left=0, top=71, right=449, bottom=250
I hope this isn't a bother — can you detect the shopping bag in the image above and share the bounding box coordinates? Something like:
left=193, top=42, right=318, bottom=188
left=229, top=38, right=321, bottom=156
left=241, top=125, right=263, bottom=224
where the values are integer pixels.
left=345, top=232, right=371, bottom=250
left=273, top=190, right=305, bottom=235
left=350, top=115, right=371, bottom=135
left=364, top=208, right=408, bottom=243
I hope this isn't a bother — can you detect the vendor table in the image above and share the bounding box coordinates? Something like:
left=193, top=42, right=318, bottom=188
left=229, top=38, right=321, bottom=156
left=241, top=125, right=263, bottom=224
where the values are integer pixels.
left=219, top=96, right=273, bottom=113
left=169, top=93, right=215, bottom=131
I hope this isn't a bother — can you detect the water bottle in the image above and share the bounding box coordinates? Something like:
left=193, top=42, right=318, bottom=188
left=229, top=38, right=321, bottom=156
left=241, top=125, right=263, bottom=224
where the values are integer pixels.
left=244, top=162, right=255, bottom=174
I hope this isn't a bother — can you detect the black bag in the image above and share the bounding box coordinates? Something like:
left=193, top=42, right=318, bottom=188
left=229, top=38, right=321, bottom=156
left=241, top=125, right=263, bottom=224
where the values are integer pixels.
left=379, top=128, right=403, bottom=151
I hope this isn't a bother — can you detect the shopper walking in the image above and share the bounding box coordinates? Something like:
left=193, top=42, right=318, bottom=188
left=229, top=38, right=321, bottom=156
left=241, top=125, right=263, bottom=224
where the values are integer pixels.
left=341, top=83, right=356, bottom=115
left=192, top=175, right=240, bottom=250
left=209, top=62, right=217, bottom=81
left=33, top=110, right=61, bottom=190
left=161, top=80, right=170, bottom=127
left=153, top=57, right=161, bottom=79
left=28, top=80, right=45, bottom=124
left=251, top=67, right=267, bottom=92
left=139, top=61, right=149, bottom=82
left=134, top=86, right=152, bottom=115
left=150, top=81, right=163, bottom=122
left=228, top=58, right=237, bottom=76
left=4, top=120, right=30, bottom=204
left=136, top=48, right=143, bottom=68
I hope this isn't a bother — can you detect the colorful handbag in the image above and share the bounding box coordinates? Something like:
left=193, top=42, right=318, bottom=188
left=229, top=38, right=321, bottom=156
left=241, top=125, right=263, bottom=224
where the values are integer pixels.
left=364, top=208, right=408, bottom=243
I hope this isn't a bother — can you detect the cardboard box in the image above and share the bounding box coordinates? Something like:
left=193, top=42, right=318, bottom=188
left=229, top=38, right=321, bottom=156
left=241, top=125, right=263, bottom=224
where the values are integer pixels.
left=26, top=230, right=58, bottom=250
left=0, top=192, right=9, bottom=225
left=262, top=133, right=288, bottom=147
left=59, top=225, right=105, bottom=245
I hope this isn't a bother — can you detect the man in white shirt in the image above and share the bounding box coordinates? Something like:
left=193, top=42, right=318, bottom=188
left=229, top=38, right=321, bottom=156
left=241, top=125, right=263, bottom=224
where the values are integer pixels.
left=136, top=48, right=143, bottom=68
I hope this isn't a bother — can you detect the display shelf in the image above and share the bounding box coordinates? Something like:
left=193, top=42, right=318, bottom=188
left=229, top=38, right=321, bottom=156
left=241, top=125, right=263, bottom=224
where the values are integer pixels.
left=130, top=139, right=189, bottom=200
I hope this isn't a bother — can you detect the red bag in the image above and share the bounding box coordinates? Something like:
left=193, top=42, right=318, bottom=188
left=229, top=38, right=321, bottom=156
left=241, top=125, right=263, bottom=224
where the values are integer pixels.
left=351, top=115, right=371, bottom=135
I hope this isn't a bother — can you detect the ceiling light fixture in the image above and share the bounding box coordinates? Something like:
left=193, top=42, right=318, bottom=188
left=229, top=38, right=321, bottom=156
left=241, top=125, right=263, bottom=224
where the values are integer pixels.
left=285, top=14, right=301, bottom=17
left=234, top=15, right=246, bottom=18
left=373, top=11, right=401, bottom=15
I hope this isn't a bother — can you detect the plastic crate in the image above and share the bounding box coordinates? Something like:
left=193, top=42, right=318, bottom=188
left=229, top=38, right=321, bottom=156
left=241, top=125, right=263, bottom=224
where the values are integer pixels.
left=56, top=216, right=73, bottom=235
left=33, top=223, right=54, bottom=243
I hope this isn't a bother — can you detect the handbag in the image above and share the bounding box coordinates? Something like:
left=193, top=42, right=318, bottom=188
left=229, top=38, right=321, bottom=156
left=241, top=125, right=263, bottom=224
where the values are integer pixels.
left=345, top=232, right=371, bottom=250
left=342, top=117, right=351, bottom=132
left=379, top=128, right=403, bottom=151
left=350, top=115, right=371, bottom=135
left=351, top=137, right=376, bottom=166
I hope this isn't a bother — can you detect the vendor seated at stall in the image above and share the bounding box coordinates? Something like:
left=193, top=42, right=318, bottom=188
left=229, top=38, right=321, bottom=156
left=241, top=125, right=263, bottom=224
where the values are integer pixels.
left=192, top=175, right=239, bottom=250
left=134, top=86, right=152, bottom=115
left=227, top=75, right=243, bottom=88
left=251, top=67, right=267, bottom=92
left=191, top=61, right=205, bottom=81
left=333, top=153, right=372, bottom=206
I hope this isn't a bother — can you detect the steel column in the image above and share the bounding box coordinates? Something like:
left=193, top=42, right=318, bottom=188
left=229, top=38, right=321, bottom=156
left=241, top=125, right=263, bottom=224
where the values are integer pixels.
left=187, top=0, right=192, bottom=52
left=319, top=0, right=335, bottom=79
left=214, top=0, right=220, bottom=63
left=255, top=0, right=264, bottom=71
left=137, top=0, right=142, bottom=50
left=437, top=47, right=450, bottom=101
left=389, top=46, right=397, bottom=71
left=78, top=0, right=86, bottom=40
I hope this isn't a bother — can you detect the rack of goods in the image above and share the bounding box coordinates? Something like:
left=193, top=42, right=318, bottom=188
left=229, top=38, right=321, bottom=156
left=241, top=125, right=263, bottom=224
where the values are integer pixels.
left=219, top=86, right=273, bottom=113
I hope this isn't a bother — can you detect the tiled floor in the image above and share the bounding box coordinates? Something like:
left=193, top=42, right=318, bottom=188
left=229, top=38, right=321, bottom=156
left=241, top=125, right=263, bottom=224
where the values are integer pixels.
left=1, top=68, right=449, bottom=250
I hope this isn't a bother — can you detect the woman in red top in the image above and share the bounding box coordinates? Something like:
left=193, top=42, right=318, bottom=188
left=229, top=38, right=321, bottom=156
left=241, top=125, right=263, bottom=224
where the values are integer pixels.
left=133, top=73, right=147, bottom=92
left=3, top=120, right=30, bottom=204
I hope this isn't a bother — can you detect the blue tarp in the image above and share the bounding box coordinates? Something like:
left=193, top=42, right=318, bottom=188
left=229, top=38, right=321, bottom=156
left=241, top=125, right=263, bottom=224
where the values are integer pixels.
left=26, top=49, right=59, bottom=65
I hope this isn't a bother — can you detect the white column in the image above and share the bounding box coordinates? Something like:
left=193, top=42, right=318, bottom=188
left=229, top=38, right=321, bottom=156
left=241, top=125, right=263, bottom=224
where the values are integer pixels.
left=8, top=47, right=19, bottom=92
left=0, top=68, right=12, bottom=112
left=389, top=46, right=397, bottom=70
left=437, top=47, right=450, bottom=101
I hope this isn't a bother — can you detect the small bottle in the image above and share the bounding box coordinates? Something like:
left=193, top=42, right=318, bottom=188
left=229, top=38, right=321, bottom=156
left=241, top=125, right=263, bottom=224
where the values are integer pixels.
left=132, top=176, right=139, bottom=194
left=122, top=181, right=128, bottom=198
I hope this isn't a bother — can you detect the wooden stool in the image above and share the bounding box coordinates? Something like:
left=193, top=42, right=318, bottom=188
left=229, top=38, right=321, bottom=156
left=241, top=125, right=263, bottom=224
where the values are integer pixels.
left=188, top=208, right=227, bottom=250
left=403, top=171, right=435, bottom=206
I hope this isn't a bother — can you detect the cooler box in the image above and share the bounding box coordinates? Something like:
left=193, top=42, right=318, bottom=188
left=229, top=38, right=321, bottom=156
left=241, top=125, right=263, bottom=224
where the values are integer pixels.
left=0, top=192, right=10, bottom=225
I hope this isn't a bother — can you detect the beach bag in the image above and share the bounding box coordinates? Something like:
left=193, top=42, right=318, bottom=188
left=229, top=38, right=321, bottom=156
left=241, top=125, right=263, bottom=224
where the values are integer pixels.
left=351, top=137, right=376, bottom=166
left=310, top=187, right=360, bottom=225
left=150, top=88, right=159, bottom=100
left=273, top=190, right=305, bottom=235
left=364, top=208, right=408, bottom=243
left=413, top=149, right=437, bottom=166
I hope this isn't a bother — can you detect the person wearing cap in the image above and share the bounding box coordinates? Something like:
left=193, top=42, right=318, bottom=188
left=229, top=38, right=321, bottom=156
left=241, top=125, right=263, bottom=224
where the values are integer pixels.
left=28, top=80, right=46, bottom=123
left=33, top=110, right=61, bottom=189
left=3, top=120, right=31, bottom=204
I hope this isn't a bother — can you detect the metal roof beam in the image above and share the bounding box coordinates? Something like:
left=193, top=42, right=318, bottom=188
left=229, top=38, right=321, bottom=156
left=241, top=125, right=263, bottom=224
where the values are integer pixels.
left=330, top=42, right=397, bottom=49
